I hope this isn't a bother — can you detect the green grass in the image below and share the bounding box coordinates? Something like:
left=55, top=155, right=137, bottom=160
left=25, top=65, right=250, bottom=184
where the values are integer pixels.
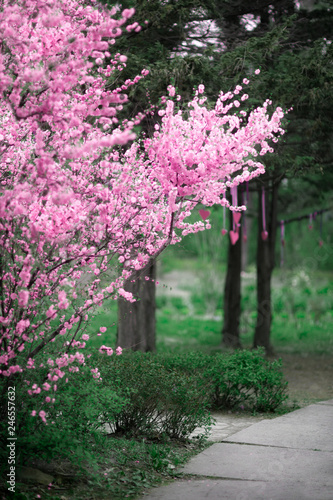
left=7, top=437, right=210, bottom=500
left=157, top=313, right=222, bottom=353
left=76, top=263, right=333, bottom=356
left=155, top=260, right=333, bottom=356
left=156, top=310, right=333, bottom=355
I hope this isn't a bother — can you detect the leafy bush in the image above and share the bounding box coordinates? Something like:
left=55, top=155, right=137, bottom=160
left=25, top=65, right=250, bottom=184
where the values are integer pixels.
left=0, top=362, right=127, bottom=477
left=158, top=371, right=212, bottom=438
left=206, top=349, right=288, bottom=412
left=156, top=348, right=288, bottom=412
left=96, top=351, right=212, bottom=440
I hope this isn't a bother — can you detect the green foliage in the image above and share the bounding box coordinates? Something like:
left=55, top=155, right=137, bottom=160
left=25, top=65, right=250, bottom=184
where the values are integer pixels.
left=1, top=426, right=208, bottom=500
left=157, top=349, right=288, bottom=413
left=95, top=351, right=212, bottom=439
left=210, top=349, right=287, bottom=412
left=0, top=351, right=211, bottom=499
left=0, top=364, right=127, bottom=478
left=4, top=347, right=283, bottom=474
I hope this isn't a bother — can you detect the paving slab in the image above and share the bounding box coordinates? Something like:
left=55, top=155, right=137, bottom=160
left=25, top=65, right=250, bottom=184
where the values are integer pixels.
left=142, top=478, right=333, bottom=500
left=141, top=400, right=333, bottom=500
left=181, top=442, right=333, bottom=483
left=190, top=412, right=267, bottom=442
left=223, top=403, right=333, bottom=451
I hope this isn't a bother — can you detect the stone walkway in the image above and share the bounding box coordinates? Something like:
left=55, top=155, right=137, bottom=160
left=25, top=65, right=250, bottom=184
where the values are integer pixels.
left=189, top=411, right=268, bottom=442
left=142, top=400, right=333, bottom=500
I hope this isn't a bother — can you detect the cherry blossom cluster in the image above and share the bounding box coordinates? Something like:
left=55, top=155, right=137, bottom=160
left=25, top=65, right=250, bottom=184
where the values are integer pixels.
left=0, top=0, right=285, bottom=422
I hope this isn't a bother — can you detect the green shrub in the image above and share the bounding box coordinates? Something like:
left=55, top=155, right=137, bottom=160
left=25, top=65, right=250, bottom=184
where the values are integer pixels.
left=158, top=371, right=212, bottom=438
left=157, top=351, right=210, bottom=373
left=0, top=361, right=127, bottom=477
left=207, top=349, right=288, bottom=412
left=157, top=348, right=288, bottom=412
left=96, top=351, right=212, bottom=439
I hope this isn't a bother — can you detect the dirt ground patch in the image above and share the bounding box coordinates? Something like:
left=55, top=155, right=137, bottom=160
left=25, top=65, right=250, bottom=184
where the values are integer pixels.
left=278, top=354, right=333, bottom=407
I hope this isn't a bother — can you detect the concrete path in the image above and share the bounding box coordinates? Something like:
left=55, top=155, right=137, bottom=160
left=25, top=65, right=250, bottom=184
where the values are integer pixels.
left=141, top=400, right=333, bottom=500
left=189, top=411, right=268, bottom=442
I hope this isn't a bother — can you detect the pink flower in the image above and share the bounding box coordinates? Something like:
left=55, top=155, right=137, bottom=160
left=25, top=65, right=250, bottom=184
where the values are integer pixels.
left=167, top=85, right=175, bottom=97
left=0, top=0, right=285, bottom=402
left=18, top=290, right=29, bottom=307
left=91, top=368, right=101, bottom=379
left=8, top=365, right=23, bottom=375
left=39, top=411, right=47, bottom=423
left=46, top=306, right=57, bottom=319
left=58, top=290, right=69, bottom=310
left=255, top=69, right=260, bottom=75
left=99, top=345, right=113, bottom=355
left=26, top=358, right=35, bottom=369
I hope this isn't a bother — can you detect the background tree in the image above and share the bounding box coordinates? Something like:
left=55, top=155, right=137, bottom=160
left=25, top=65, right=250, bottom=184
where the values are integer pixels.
left=222, top=205, right=243, bottom=348
left=214, top=1, right=333, bottom=351
left=102, top=0, right=333, bottom=352
left=117, top=262, right=156, bottom=351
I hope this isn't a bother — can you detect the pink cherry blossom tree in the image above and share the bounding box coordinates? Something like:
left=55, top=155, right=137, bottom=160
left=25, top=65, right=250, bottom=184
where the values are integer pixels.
left=0, top=0, right=285, bottom=420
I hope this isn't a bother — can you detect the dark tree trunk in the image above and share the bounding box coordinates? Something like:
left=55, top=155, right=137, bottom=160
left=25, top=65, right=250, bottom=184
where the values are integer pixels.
left=222, top=210, right=242, bottom=348
left=253, top=180, right=280, bottom=355
left=241, top=193, right=252, bottom=272
left=117, top=260, right=156, bottom=352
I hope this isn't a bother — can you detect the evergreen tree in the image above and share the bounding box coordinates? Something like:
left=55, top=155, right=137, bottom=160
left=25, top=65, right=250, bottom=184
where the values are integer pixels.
left=100, top=0, right=333, bottom=352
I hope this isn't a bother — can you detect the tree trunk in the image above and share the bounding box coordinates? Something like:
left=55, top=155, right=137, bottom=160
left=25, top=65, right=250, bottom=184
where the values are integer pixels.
left=253, top=180, right=280, bottom=355
left=222, top=210, right=242, bottom=348
left=117, top=260, right=156, bottom=352
left=241, top=193, right=252, bottom=272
